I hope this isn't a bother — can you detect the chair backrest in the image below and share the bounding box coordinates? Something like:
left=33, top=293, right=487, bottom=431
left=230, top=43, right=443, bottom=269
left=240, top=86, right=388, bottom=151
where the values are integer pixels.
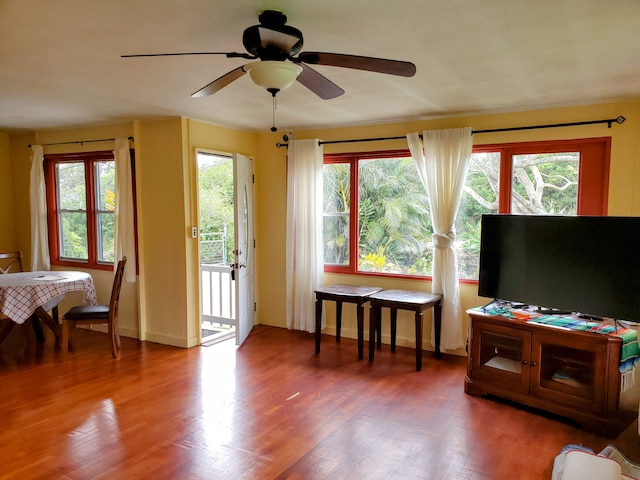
left=0, top=251, right=24, bottom=274
left=109, top=257, right=127, bottom=319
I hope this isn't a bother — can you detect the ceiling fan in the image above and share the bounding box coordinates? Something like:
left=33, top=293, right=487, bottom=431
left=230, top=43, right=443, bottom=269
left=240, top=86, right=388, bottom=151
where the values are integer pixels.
left=122, top=10, right=417, bottom=101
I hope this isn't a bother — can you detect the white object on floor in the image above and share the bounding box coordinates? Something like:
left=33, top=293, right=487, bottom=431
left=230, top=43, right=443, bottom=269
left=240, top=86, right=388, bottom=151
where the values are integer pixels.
left=559, top=451, right=621, bottom=480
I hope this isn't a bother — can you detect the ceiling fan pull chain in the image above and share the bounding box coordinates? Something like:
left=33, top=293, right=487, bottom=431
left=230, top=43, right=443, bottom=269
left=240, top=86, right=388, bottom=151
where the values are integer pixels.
left=271, top=90, right=278, bottom=132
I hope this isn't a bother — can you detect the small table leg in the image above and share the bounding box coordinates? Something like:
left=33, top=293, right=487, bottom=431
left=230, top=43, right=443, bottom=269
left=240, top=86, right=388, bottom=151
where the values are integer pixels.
left=315, top=297, right=322, bottom=354
left=0, top=321, right=16, bottom=345
left=369, top=305, right=378, bottom=361
left=30, top=315, right=45, bottom=343
left=390, top=308, right=397, bottom=352
left=34, top=307, right=61, bottom=341
left=415, top=311, right=423, bottom=371
left=434, top=301, right=442, bottom=359
left=335, top=301, right=343, bottom=343
left=356, top=303, right=364, bottom=360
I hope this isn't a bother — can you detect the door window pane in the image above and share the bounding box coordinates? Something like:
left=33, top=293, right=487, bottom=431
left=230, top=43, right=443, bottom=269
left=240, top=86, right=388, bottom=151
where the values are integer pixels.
left=511, top=152, right=579, bottom=215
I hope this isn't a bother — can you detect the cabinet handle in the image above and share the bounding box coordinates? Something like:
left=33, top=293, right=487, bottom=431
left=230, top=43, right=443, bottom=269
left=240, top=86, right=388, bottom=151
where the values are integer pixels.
left=521, top=360, right=528, bottom=365
left=531, top=362, right=537, bottom=367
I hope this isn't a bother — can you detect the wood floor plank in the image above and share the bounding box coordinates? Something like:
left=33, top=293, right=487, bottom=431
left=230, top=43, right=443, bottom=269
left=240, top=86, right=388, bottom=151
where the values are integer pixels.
left=1, top=320, right=639, bottom=479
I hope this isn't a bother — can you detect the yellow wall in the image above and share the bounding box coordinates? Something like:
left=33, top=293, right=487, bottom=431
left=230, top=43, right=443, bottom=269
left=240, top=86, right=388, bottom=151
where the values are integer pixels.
left=4, top=99, right=639, bottom=356
left=6, top=132, right=36, bottom=258
left=253, top=100, right=640, bottom=356
left=0, top=132, right=17, bottom=251
left=7, top=124, right=139, bottom=337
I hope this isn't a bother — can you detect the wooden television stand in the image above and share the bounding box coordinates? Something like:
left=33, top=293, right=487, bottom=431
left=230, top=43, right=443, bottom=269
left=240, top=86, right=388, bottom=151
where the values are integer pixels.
left=465, top=308, right=637, bottom=437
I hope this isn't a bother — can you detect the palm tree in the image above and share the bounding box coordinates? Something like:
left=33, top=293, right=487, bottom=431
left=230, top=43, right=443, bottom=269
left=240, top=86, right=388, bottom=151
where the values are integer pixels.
left=358, top=157, right=432, bottom=274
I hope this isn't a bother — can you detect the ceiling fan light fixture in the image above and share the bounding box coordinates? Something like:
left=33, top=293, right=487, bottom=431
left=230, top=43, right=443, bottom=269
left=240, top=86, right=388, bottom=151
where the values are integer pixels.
left=244, top=60, right=302, bottom=92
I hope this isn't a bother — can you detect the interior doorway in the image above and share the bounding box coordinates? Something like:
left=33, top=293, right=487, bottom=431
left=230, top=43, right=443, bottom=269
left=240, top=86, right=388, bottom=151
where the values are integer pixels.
left=197, top=151, right=236, bottom=345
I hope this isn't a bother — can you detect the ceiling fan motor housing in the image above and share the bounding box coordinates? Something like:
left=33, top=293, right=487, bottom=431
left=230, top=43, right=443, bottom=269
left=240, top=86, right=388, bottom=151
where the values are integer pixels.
left=242, top=10, right=304, bottom=59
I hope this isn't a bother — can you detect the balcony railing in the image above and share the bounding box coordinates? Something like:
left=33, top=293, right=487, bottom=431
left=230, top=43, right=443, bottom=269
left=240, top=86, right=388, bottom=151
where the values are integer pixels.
left=200, top=263, right=235, bottom=328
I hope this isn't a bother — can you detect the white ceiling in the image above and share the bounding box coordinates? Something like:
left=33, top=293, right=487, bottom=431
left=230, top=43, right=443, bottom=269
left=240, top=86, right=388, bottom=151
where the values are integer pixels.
left=1, top=0, right=639, bottom=133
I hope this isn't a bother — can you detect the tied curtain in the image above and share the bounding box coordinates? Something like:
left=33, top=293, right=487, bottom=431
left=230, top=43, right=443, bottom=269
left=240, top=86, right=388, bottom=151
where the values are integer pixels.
left=285, top=139, right=324, bottom=332
left=113, top=138, right=136, bottom=282
left=407, top=127, right=473, bottom=350
left=29, top=145, right=50, bottom=271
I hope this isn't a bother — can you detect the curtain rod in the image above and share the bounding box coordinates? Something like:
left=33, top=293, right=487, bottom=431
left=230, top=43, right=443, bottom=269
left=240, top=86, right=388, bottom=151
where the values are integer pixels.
left=28, top=136, right=134, bottom=148
left=275, top=116, right=626, bottom=148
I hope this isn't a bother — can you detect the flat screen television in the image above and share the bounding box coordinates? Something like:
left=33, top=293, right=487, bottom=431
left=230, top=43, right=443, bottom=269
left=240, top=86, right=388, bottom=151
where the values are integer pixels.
left=477, top=214, right=640, bottom=322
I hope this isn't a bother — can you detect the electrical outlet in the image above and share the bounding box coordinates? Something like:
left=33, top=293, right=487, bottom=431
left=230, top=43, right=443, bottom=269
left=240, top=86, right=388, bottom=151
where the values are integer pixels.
left=191, top=227, right=198, bottom=238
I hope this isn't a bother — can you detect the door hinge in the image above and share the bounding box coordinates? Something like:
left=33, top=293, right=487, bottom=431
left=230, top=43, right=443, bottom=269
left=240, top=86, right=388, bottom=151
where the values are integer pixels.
left=254, top=302, right=257, bottom=312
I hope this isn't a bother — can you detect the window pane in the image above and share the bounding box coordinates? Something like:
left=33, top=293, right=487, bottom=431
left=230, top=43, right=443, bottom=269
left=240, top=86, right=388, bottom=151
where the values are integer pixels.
left=323, top=163, right=350, bottom=265
left=511, top=152, right=579, bottom=215
left=456, top=152, right=500, bottom=279
left=197, top=153, right=235, bottom=265
left=95, top=161, right=116, bottom=263
left=95, top=161, right=115, bottom=211
left=358, top=157, right=431, bottom=275
left=56, top=162, right=87, bottom=260
left=57, top=163, right=85, bottom=210
left=97, top=212, right=115, bottom=263
left=60, top=212, right=88, bottom=260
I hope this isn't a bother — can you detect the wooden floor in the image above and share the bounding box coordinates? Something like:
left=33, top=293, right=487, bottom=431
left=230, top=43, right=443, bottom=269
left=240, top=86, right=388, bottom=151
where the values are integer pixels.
left=1, top=321, right=639, bottom=480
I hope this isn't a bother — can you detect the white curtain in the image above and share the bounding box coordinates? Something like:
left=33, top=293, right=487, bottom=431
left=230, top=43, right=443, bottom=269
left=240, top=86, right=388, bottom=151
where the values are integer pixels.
left=29, top=145, right=50, bottom=271
left=285, top=139, right=324, bottom=332
left=113, top=138, right=136, bottom=282
left=407, top=127, right=473, bottom=350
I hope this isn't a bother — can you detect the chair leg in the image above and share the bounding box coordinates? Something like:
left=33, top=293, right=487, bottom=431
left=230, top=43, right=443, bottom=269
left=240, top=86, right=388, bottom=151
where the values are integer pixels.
left=109, top=323, right=120, bottom=358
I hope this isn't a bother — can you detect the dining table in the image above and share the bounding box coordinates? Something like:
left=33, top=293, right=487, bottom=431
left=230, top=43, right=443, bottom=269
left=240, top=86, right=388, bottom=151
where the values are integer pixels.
left=0, top=270, right=97, bottom=344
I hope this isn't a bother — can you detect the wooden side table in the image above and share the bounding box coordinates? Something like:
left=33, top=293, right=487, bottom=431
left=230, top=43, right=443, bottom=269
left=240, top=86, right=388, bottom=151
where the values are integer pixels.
left=314, top=285, right=383, bottom=360
left=368, top=289, right=443, bottom=371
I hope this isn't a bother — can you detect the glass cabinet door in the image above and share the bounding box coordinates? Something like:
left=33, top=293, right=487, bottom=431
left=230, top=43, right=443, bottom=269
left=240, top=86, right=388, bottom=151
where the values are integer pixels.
left=471, top=320, right=531, bottom=393
left=531, top=331, right=606, bottom=413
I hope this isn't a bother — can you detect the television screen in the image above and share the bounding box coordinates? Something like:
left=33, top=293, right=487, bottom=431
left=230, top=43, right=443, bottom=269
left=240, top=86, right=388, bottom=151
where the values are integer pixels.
left=477, top=214, right=640, bottom=322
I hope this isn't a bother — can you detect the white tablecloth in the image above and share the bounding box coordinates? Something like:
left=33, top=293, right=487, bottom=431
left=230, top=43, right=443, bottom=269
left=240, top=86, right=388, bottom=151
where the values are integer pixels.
left=0, top=271, right=97, bottom=324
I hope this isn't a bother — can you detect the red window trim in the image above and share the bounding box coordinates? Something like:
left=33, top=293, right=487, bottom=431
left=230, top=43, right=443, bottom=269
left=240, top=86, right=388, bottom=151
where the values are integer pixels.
left=323, top=138, right=610, bottom=279
left=44, top=150, right=138, bottom=272
left=324, top=150, right=418, bottom=278
left=477, top=137, right=610, bottom=215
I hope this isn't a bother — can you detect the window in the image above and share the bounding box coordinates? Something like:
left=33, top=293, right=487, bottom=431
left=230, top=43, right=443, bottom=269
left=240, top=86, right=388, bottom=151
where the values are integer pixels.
left=44, top=150, right=136, bottom=270
left=456, top=138, right=609, bottom=280
left=324, top=150, right=433, bottom=277
left=324, top=138, right=609, bottom=280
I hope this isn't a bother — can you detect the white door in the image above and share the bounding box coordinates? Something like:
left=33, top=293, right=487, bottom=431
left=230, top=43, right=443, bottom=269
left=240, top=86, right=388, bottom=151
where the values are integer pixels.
left=233, top=153, right=255, bottom=346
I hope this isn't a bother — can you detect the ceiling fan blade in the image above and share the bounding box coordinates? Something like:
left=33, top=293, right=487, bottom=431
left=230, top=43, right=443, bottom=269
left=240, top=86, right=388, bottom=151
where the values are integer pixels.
left=191, top=66, right=247, bottom=98
left=296, top=64, right=344, bottom=100
left=121, top=52, right=253, bottom=59
left=297, top=52, right=416, bottom=77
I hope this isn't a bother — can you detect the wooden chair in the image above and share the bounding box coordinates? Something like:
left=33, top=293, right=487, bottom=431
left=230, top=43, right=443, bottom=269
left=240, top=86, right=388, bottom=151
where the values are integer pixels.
left=0, top=251, right=24, bottom=274
left=62, top=257, right=127, bottom=359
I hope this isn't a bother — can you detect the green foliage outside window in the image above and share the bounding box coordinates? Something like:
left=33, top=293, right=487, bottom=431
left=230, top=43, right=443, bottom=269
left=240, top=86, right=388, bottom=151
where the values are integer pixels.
left=324, top=150, right=580, bottom=280
left=197, top=154, right=235, bottom=264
